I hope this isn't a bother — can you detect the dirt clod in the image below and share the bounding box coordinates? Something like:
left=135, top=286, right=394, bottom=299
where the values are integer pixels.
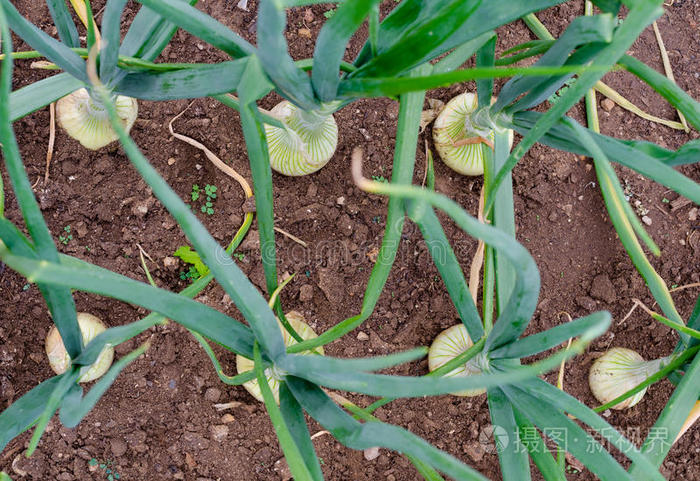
left=590, top=274, right=616, bottom=304
left=601, top=98, right=615, bottom=112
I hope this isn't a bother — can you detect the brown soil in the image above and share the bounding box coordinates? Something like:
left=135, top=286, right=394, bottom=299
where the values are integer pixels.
left=1, top=1, right=699, bottom=480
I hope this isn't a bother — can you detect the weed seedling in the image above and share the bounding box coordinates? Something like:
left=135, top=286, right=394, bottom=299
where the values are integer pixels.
left=201, top=184, right=217, bottom=215
left=191, top=184, right=201, bottom=202
left=233, top=252, right=245, bottom=261
left=371, top=175, right=387, bottom=183
left=323, top=8, right=335, bottom=19
left=58, top=225, right=73, bottom=245
left=89, top=458, right=121, bottom=481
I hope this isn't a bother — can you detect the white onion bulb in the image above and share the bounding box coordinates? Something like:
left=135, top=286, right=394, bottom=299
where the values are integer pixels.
left=45, top=312, right=114, bottom=383
left=589, top=347, right=663, bottom=410
left=264, top=101, right=338, bottom=176
left=432, top=92, right=513, bottom=176
left=56, top=88, right=138, bottom=150
left=236, top=311, right=324, bottom=403
left=428, top=324, right=484, bottom=397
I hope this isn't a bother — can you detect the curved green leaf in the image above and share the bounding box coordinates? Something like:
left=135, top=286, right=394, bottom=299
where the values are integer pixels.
left=286, top=377, right=490, bottom=481
left=115, top=60, right=251, bottom=100
left=312, top=0, right=378, bottom=101
left=0, top=0, right=86, bottom=81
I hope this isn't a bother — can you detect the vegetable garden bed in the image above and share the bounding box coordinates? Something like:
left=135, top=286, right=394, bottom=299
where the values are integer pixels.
left=1, top=1, right=699, bottom=480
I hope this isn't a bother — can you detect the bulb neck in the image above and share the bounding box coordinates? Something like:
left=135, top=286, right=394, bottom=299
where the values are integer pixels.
left=292, top=101, right=340, bottom=130
left=467, top=106, right=511, bottom=137
left=85, top=90, right=116, bottom=118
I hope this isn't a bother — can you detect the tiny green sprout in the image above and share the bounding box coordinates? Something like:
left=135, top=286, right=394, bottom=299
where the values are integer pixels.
left=85, top=246, right=91, bottom=252
left=191, top=184, right=200, bottom=202
left=536, top=214, right=541, bottom=221
left=59, top=225, right=73, bottom=245
left=372, top=215, right=382, bottom=223
left=323, top=8, right=336, bottom=18
left=671, top=284, right=679, bottom=289
left=89, top=458, right=120, bottom=481
left=371, top=175, right=387, bottom=183
left=662, top=197, right=670, bottom=203
left=22, top=283, right=30, bottom=291
left=233, top=252, right=245, bottom=261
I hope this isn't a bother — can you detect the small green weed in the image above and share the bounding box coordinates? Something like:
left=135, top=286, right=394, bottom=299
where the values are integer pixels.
left=323, top=8, right=336, bottom=18
left=58, top=225, right=73, bottom=245
left=191, top=184, right=200, bottom=202
left=233, top=252, right=245, bottom=261
left=188, top=184, right=217, bottom=215
left=201, top=184, right=217, bottom=215
left=371, top=175, right=387, bottom=183
left=89, top=458, right=121, bottom=481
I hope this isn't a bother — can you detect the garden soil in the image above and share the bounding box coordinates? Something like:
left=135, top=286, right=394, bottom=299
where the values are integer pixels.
left=1, top=1, right=699, bottom=480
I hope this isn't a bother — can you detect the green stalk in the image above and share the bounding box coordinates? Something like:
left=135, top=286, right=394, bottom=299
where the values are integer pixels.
left=0, top=169, right=4, bottom=217
left=522, top=13, right=554, bottom=41
left=287, top=64, right=430, bottom=353
left=0, top=2, right=82, bottom=359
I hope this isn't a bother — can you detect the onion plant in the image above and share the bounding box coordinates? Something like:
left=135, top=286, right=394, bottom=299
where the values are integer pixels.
left=1, top=1, right=700, bottom=481
left=1, top=0, right=255, bottom=148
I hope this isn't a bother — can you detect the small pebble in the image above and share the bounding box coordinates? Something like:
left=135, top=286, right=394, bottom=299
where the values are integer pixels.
left=299, top=284, right=314, bottom=302
left=364, top=447, right=380, bottom=460
left=357, top=331, right=369, bottom=341
left=204, top=387, right=221, bottom=402
left=689, top=207, right=698, bottom=221
left=642, top=215, right=652, bottom=226
left=336, top=196, right=345, bottom=205
left=601, top=98, right=615, bottom=111
left=221, top=414, right=235, bottom=424
left=167, top=157, right=176, bottom=165
left=209, top=425, right=229, bottom=443
left=110, top=438, right=127, bottom=457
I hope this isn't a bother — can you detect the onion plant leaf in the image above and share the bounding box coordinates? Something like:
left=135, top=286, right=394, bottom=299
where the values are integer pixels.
left=115, top=59, right=253, bottom=100
left=59, top=342, right=149, bottom=427
left=405, top=201, right=485, bottom=342
left=312, top=0, right=379, bottom=102
left=46, top=0, right=79, bottom=47
left=0, top=0, right=87, bottom=82
left=0, top=376, right=63, bottom=452
left=0, top=7, right=83, bottom=360
left=257, top=0, right=318, bottom=110
left=135, top=0, right=254, bottom=58
left=286, top=377, right=490, bottom=481
left=10, top=73, right=85, bottom=121
left=350, top=0, right=482, bottom=79
left=0, top=248, right=257, bottom=357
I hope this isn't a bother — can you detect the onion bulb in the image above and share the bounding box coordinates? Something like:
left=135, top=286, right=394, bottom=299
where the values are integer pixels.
left=56, top=88, right=138, bottom=150
left=432, top=93, right=513, bottom=176
left=428, top=324, right=484, bottom=397
left=589, top=347, right=664, bottom=410
left=45, top=312, right=114, bottom=383
left=236, top=311, right=323, bottom=403
left=264, top=101, right=338, bottom=176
